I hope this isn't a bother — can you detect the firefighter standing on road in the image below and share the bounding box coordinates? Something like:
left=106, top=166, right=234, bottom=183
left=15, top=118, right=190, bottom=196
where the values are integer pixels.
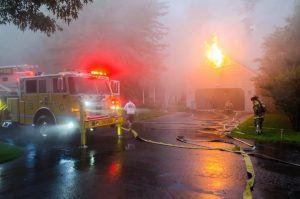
left=251, top=96, right=266, bottom=134
left=123, top=100, right=136, bottom=128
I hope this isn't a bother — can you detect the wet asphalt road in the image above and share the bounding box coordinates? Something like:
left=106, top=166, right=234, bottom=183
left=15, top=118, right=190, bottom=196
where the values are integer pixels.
left=0, top=111, right=300, bottom=199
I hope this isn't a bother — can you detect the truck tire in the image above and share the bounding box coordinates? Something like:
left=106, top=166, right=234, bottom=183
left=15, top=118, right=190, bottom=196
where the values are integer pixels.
left=35, top=115, right=55, bottom=137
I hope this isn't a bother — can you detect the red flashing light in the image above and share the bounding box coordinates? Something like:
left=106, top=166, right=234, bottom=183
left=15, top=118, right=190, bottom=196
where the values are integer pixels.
left=90, top=70, right=107, bottom=76
left=25, top=71, right=34, bottom=76
left=110, top=97, right=121, bottom=110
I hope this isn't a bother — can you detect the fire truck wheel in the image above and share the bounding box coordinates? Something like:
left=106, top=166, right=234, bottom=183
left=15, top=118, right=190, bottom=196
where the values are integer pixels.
left=35, top=115, right=55, bottom=137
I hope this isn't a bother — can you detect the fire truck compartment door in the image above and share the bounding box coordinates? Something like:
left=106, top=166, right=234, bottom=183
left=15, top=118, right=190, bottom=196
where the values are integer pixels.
left=23, top=95, right=39, bottom=124
left=37, top=79, right=51, bottom=107
left=50, top=94, right=70, bottom=116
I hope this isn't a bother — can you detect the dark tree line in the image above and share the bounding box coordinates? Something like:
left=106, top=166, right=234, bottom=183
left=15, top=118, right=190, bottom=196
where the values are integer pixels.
left=0, top=0, right=92, bottom=35
left=256, top=4, right=300, bottom=131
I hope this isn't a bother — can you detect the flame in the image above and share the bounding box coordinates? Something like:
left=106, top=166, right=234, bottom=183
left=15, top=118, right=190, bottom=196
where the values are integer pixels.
left=205, top=36, right=224, bottom=68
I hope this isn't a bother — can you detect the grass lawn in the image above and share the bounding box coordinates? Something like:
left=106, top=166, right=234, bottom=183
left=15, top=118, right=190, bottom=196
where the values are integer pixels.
left=230, top=113, right=300, bottom=144
left=0, top=142, right=23, bottom=163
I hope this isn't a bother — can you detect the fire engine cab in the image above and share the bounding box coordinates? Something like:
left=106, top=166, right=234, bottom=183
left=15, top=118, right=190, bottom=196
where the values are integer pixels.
left=0, top=65, right=123, bottom=141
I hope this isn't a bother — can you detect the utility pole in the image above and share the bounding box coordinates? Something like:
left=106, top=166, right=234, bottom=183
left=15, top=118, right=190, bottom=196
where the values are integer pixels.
left=153, top=87, right=156, bottom=105
left=142, top=87, right=145, bottom=105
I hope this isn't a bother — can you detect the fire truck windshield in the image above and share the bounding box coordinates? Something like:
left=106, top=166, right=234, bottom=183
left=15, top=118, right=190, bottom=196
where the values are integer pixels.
left=68, top=77, right=111, bottom=95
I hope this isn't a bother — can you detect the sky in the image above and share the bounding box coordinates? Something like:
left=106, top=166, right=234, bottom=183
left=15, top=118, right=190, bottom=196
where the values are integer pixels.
left=0, top=0, right=296, bottom=81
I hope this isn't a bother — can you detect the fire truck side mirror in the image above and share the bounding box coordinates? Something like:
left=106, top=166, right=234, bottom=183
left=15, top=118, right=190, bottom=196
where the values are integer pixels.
left=57, top=77, right=64, bottom=92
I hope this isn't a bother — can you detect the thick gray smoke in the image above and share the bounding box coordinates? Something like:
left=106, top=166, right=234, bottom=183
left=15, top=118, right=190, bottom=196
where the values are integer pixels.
left=161, top=0, right=294, bottom=93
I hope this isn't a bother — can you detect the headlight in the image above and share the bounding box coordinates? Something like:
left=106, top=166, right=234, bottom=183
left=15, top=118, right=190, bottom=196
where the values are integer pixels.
left=84, top=100, right=92, bottom=107
left=110, top=105, right=121, bottom=110
left=66, top=122, right=75, bottom=129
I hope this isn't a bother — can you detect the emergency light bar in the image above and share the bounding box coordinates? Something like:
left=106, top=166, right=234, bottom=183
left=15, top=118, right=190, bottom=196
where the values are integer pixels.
left=90, top=70, right=107, bottom=76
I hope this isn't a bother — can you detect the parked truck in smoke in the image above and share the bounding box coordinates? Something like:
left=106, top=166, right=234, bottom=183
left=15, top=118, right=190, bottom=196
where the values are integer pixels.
left=0, top=65, right=123, bottom=138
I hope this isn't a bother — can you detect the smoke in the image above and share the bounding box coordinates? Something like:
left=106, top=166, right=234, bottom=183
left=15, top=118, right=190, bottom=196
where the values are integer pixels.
left=0, top=0, right=296, bottom=103
left=0, top=0, right=167, bottom=83
left=30, top=0, right=167, bottom=83
left=161, top=0, right=294, bottom=94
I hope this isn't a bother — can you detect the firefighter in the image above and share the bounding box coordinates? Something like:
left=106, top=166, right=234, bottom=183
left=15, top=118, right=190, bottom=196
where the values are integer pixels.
left=123, top=100, right=136, bottom=128
left=224, top=100, right=233, bottom=114
left=251, top=96, right=266, bottom=134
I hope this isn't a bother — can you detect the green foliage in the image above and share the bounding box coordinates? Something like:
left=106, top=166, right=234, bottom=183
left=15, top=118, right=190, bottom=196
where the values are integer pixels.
left=0, top=142, right=23, bottom=163
left=0, top=0, right=92, bottom=35
left=231, top=114, right=300, bottom=143
left=256, top=5, right=300, bottom=131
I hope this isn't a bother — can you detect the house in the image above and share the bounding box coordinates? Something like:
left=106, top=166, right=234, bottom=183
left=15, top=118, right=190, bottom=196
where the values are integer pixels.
left=186, top=62, right=257, bottom=112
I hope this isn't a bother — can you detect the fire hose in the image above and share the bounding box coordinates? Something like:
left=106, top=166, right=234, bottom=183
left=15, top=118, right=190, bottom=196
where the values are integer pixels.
left=226, top=133, right=300, bottom=167
left=122, top=123, right=300, bottom=199
left=121, top=127, right=254, bottom=199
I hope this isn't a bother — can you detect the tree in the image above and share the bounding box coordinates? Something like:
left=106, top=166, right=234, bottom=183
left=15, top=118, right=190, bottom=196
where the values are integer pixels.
left=0, top=0, right=92, bottom=36
left=256, top=5, right=300, bottom=131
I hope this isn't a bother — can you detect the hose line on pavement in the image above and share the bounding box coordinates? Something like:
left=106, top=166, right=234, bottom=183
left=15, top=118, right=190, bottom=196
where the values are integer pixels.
left=224, top=129, right=300, bottom=167
left=122, top=127, right=255, bottom=199
left=122, top=111, right=300, bottom=198
left=122, top=125, right=300, bottom=199
left=176, top=135, right=255, bottom=199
